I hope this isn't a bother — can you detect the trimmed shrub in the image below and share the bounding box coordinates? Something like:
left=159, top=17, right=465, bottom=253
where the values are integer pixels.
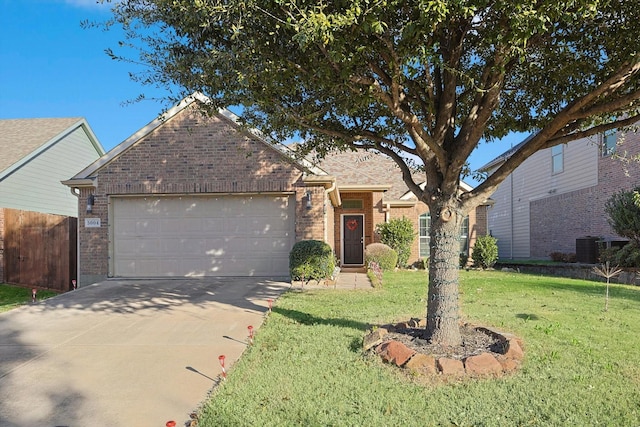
left=375, top=217, right=415, bottom=268
left=471, top=235, right=499, bottom=269
left=365, top=243, right=398, bottom=271
left=599, top=242, right=640, bottom=268
left=605, top=187, right=640, bottom=246
left=550, top=252, right=577, bottom=263
left=289, top=240, right=335, bottom=282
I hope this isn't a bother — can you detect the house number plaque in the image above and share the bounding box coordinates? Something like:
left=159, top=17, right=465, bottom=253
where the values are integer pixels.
left=85, top=218, right=101, bottom=228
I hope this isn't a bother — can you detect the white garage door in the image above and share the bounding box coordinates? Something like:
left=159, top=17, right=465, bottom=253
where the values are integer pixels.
left=111, top=195, right=295, bottom=277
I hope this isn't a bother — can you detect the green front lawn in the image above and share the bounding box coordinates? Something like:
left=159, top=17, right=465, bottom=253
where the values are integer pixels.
left=199, top=270, right=640, bottom=426
left=0, top=284, right=59, bottom=313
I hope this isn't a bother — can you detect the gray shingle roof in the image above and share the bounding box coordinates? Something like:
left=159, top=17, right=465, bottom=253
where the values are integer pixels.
left=0, top=118, right=82, bottom=174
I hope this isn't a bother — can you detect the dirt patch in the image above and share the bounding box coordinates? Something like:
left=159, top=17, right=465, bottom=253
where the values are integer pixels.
left=385, top=323, right=504, bottom=360
left=364, top=319, right=524, bottom=379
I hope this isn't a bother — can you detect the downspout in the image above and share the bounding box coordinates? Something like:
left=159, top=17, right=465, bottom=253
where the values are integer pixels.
left=323, top=180, right=337, bottom=244
left=69, top=187, right=81, bottom=288
left=510, top=174, right=514, bottom=259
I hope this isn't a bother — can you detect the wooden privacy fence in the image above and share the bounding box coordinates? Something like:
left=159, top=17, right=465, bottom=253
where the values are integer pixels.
left=1, top=208, right=77, bottom=292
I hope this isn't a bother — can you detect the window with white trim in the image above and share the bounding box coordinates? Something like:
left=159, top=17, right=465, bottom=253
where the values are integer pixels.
left=419, top=213, right=431, bottom=258
left=602, top=131, right=617, bottom=156
left=551, top=144, right=564, bottom=174
left=419, top=213, right=470, bottom=259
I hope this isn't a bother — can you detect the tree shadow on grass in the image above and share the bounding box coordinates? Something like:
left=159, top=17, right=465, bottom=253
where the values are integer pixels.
left=272, top=307, right=370, bottom=331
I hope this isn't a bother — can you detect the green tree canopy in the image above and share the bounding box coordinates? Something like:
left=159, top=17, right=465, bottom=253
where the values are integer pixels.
left=101, top=0, right=640, bottom=346
left=605, top=187, right=640, bottom=247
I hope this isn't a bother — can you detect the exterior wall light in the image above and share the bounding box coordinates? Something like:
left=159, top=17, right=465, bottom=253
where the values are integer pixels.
left=86, top=194, right=95, bottom=214
left=306, top=190, right=312, bottom=209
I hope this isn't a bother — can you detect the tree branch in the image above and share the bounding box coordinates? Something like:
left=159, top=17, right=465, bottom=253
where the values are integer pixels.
left=566, top=59, right=640, bottom=119
left=544, top=114, right=640, bottom=147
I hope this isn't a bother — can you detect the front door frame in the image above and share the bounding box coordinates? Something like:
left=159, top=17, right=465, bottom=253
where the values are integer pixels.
left=341, top=214, right=365, bottom=266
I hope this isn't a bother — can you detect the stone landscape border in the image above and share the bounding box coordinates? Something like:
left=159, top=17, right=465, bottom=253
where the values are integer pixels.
left=363, top=319, right=524, bottom=377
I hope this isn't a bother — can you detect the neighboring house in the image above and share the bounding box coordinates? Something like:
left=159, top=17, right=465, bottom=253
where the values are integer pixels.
left=0, top=118, right=105, bottom=216
left=0, top=118, right=105, bottom=286
left=63, top=94, right=489, bottom=285
left=479, top=128, right=640, bottom=260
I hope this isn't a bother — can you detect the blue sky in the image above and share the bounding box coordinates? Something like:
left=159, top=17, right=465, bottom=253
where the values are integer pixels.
left=0, top=0, right=525, bottom=184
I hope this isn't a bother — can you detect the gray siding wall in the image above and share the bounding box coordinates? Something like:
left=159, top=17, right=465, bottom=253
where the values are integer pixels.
left=0, top=127, right=102, bottom=217
left=487, top=138, right=599, bottom=259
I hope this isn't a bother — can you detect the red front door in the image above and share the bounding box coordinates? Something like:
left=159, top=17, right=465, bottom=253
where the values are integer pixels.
left=343, top=215, right=364, bottom=265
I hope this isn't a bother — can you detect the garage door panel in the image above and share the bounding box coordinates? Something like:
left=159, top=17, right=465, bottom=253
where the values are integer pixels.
left=112, top=195, right=295, bottom=277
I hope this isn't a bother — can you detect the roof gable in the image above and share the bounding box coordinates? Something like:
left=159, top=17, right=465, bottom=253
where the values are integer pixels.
left=0, top=118, right=92, bottom=175
left=69, top=93, right=322, bottom=181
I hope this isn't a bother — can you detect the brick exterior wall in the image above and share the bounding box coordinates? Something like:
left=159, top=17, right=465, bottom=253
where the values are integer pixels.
left=77, top=105, right=314, bottom=284
left=530, top=132, right=640, bottom=257
left=295, top=185, right=329, bottom=242
left=470, top=204, right=488, bottom=258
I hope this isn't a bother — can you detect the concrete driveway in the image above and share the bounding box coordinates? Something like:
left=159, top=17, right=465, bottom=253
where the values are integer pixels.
left=0, top=278, right=290, bottom=427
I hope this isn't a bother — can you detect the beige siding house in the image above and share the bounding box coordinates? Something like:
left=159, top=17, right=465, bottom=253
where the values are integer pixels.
left=0, top=118, right=105, bottom=285
left=0, top=118, right=105, bottom=216
left=480, top=128, right=640, bottom=260
left=63, top=94, right=490, bottom=285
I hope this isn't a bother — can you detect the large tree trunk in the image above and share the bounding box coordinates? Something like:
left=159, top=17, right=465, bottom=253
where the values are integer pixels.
left=426, top=201, right=463, bottom=347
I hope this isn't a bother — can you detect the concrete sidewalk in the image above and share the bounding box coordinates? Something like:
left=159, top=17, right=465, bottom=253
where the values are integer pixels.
left=0, top=278, right=290, bottom=427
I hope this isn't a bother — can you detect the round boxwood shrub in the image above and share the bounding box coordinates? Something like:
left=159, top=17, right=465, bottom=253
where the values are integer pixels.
left=289, top=240, right=335, bottom=282
left=365, top=243, right=398, bottom=271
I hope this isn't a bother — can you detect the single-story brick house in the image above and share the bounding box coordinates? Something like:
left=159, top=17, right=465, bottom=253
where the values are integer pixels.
left=63, top=94, right=489, bottom=285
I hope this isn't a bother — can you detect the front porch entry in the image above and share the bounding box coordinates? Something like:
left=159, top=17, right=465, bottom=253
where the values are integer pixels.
left=341, top=214, right=364, bottom=265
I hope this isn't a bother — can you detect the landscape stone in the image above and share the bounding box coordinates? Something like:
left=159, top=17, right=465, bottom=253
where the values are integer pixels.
left=376, top=340, right=416, bottom=366
left=363, top=328, right=389, bottom=351
left=464, top=352, right=503, bottom=375
left=368, top=320, right=524, bottom=380
left=395, top=321, right=410, bottom=330
left=495, top=354, right=520, bottom=372
left=504, top=339, right=524, bottom=360
left=436, top=357, right=465, bottom=375
left=405, top=354, right=437, bottom=374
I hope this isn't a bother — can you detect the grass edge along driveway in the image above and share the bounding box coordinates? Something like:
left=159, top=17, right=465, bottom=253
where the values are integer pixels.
left=0, top=284, right=58, bottom=313
left=198, top=270, right=640, bottom=427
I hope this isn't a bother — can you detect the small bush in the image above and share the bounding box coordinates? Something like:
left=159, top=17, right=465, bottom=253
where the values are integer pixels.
left=414, top=257, right=428, bottom=270
left=460, top=253, right=469, bottom=269
left=600, top=242, right=640, bottom=268
left=471, top=235, right=498, bottom=269
left=365, top=243, right=398, bottom=271
left=376, top=217, right=415, bottom=268
left=550, top=252, right=577, bottom=263
left=605, top=187, right=640, bottom=246
left=289, top=240, right=335, bottom=283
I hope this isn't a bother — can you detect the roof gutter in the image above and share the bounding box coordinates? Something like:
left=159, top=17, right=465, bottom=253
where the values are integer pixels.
left=61, top=177, right=97, bottom=189
left=303, top=175, right=341, bottom=206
